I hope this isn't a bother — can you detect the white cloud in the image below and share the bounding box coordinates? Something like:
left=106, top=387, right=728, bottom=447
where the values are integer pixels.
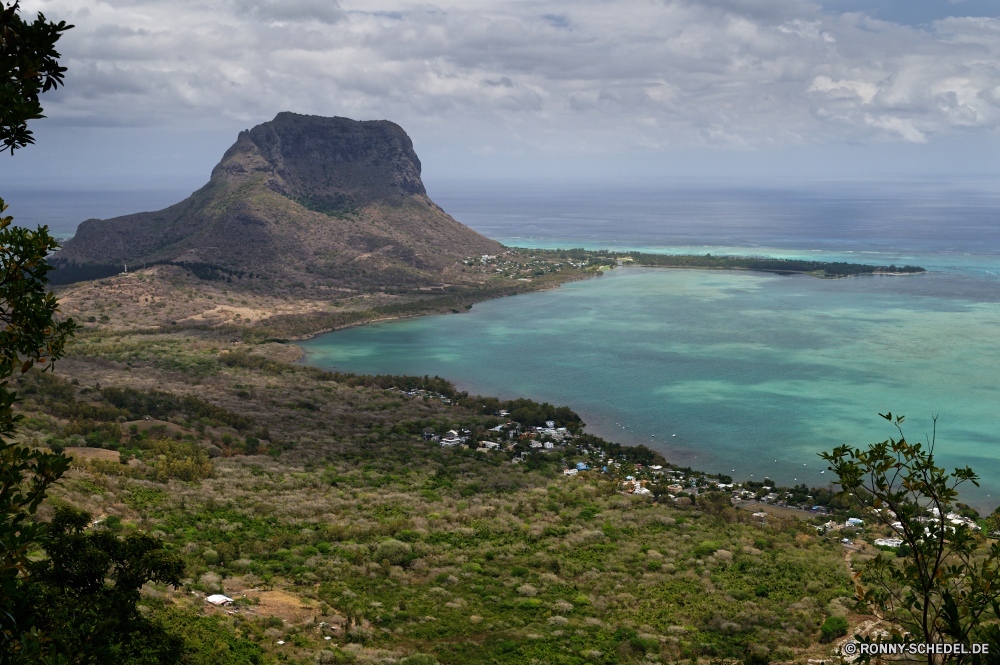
left=14, top=0, right=1000, bottom=164
left=809, top=76, right=878, bottom=103
left=864, top=114, right=928, bottom=143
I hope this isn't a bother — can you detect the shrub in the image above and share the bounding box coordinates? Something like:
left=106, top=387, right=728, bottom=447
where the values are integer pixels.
left=691, top=540, right=720, bottom=557
left=374, top=539, right=412, bottom=566
left=628, top=637, right=658, bottom=653
left=516, top=583, right=538, bottom=597
left=820, top=616, right=849, bottom=642
left=399, top=656, right=438, bottom=665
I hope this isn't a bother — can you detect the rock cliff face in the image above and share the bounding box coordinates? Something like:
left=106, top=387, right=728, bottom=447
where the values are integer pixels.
left=56, top=113, right=502, bottom=288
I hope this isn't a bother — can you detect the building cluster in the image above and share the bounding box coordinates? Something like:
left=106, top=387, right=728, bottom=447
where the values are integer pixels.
left=388, top=387, right=451, bottom=404
left=460, top=251, right=584, bottom=280
left=425, top=428, right=472, bottom=446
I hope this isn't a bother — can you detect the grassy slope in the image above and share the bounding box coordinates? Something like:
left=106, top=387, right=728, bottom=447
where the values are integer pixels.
left=29, top=250, right=939, bottom=663
left=17, top=322, right=867, bottom=665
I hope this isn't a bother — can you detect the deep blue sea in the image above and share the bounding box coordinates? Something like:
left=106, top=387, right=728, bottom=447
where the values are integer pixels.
left=10, top=179, right=1000, bottom=510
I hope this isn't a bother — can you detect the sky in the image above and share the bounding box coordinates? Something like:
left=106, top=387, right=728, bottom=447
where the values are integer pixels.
left=2, top=0, right=1000, bottom=189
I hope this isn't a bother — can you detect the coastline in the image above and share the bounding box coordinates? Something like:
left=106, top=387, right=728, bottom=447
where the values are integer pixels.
left=285, top=254, right=926, bottom=343
left=283, top=268, right=599, bottom=341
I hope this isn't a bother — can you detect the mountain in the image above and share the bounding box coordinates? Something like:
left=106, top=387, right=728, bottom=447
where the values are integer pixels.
left=54, top=112, right=503, bottom=288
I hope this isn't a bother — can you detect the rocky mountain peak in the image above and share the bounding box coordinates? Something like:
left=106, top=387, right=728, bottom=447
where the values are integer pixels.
left=52, top=113, right=502, bottom=289
left=211, top=113, right=426, bottom=208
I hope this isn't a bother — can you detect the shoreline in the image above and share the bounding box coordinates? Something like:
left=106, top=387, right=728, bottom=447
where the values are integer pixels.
left=284, top=269, right=598, bottom=341
left=286, top=261, right=924, bottom=343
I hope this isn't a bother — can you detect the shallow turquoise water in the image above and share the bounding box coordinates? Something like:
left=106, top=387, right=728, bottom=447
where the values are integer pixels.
left=300, top=266, right=1000, bottom=510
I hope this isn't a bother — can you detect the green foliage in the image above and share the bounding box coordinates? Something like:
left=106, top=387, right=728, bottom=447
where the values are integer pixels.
left=399, top=655, right=437, bottom=665
left=152, top=609, right=265, bottom=664
left=822, top=413, right=1000, bottom=662
left=0, top=192, right=77, bottom=659
left=139, top=437, right=214, bottom=481
left=624, top=251, right=925, bottom=276
left=820, top=616, right=848, bottom=642
left=374, top=538, right=412, bottom=566
left=0, top=1, right=73, bottom=153
left=18, top=507, right=185, bottom=663
left=296, top=193, right=358, bottom=220
left=691, top=540, right=720, bottom=557
left=101, top=386, right=254, bottom=431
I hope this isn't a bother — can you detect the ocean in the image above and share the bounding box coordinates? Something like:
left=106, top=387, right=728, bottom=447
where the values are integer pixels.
left=302, top=178, right=1000, bottom=511
left=8, top=179, right=1000, bottom=510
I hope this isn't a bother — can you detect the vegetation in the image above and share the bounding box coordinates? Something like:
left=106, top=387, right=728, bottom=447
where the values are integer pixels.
left=822, top=413, right=1000, bottom=663
left=0, top=0, right=72, bottom=153
left=618, top=251, right=924, bottom=277
left=10, top=272, right=994, bottom=665
left=3, top=327, right=874, bottom=664
left=21, top=506, right=187, bottom=663
left=48, top=259, right=255, bottom=286
left=0, top=7, right=971, bottom=664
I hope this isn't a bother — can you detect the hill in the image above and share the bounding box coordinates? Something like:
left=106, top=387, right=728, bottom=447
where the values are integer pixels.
left=53, top=112, right=503, bottom=290
left=18, top=333, right=861, bottom=665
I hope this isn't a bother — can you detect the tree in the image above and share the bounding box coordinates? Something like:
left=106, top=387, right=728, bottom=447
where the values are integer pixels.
left=0, top=183, right=79, bottom=665
left=0, top=3, right=76, bottom=661
left=821, top=413, right=1000, bottom=664
left=1, top=1, right=73, bottom=153
left=22, top=507, right=186, bottom=664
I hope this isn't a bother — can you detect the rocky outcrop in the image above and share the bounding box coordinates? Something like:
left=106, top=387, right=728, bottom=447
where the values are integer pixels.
left=55, top=113, right=501, bottom=287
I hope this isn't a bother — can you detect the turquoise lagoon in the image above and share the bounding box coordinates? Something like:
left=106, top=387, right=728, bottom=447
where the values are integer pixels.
left=300, top=181, right=1000, bottom=510
left=300, top=263, right=1000, bottom=510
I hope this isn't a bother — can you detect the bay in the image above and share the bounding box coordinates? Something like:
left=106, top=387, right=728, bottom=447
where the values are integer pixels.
left=302, top=179, right=1000, bottom=510
left=9, top=179, right=1000, bottom=509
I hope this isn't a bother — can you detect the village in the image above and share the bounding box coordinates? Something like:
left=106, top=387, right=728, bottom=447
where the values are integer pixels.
left=461, top=249, right=614, bottom=281
left=418, top=412, right=991, bottom=558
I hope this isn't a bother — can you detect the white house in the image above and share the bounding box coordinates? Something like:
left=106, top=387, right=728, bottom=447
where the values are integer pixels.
left=875, top=538, right=904, bottom=548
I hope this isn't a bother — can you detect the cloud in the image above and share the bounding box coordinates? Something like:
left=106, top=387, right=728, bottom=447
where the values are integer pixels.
left=809, top=76, right=879, bottom=103
left=14, top=0, right=1000, bottom=161
left=233, top=0, right=345, bottom=24
left=864, top=114, right=928, bottom=142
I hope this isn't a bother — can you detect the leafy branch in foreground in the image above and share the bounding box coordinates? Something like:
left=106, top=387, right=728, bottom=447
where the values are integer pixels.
left=0, top=199, right=79, bottom=663
left=0, top=0, right=73, bottom=153
left=821, top=413, right=1000, bottom=665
